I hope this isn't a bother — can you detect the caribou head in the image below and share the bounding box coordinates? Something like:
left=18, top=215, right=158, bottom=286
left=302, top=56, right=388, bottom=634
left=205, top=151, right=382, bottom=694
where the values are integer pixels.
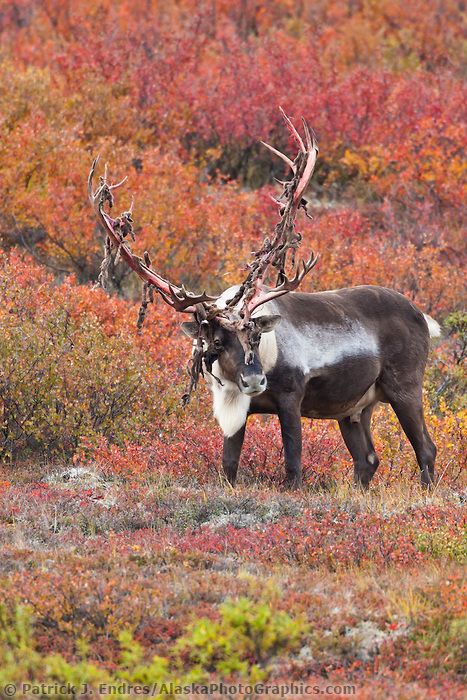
left=88, top=109, right=319, bottom=403
left=180, top=310, right=281, bottom=398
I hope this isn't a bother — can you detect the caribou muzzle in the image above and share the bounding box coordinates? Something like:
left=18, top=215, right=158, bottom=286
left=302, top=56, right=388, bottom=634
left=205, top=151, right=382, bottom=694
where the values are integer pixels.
left=239, top=371, right=267, bottom=396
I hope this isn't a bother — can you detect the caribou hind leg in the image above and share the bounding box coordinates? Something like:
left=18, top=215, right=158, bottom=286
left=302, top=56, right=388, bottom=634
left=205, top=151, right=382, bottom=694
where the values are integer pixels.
left=339, top=405, right=380, bottom=488
left=378, top=328, right=437, bottom=487
left=388, top=396, right=437, bottom=488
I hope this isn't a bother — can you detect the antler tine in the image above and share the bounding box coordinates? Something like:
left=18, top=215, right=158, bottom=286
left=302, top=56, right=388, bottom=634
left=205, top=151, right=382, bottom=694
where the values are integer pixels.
left=300, top=251, right=320, bottom=275
left=293, top=122, right=318, bottom=204
left=279, top=106, right=306, bottom=153
left=278, top=250, right=318, bottom=287
left=301, top=117, right=319, bottom=155
left=108, top=173, right=128, bottom=191
left=269, top=194, right=283, bottom=206
left=247, top=251, right=319, bottom=314
left=88, top=155, right=100, bottom=202
left=164, top=282, right=215, bottom=313
left=260, top=141, right=296, bottom=172
left=88, top=158, right=216, bottom=315
left=282, top=252, right=319, bottom=289
left=237, top=110, right=319, bottom=319
left=260, top=114, right=317, bottom=174
left=301, top=117, right=312, bottom=151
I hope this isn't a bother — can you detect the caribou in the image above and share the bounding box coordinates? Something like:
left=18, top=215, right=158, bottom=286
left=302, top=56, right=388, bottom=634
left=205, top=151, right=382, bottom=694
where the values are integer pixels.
left=88, top=110, right=440, bottom=489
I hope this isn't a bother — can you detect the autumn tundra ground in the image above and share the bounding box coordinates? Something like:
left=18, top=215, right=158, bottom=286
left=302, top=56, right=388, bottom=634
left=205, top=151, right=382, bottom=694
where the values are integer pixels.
left=0, top=1, right=465, bottom=698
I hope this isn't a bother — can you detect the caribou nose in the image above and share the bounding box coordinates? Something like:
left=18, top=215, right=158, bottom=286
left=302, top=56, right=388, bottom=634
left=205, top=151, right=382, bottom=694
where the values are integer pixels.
left=240, top=373, right=267, bottom=395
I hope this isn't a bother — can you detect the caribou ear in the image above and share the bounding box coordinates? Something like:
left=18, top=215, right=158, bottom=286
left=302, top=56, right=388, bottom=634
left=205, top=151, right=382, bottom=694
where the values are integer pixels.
left=253, top=314, right=282, bottom=334
left=180, top=321, right=199, bottom=338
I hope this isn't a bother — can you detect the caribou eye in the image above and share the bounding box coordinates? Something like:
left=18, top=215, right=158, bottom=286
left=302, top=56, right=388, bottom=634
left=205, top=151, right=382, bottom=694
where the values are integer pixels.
left=213, top=338, right=223, bottom=350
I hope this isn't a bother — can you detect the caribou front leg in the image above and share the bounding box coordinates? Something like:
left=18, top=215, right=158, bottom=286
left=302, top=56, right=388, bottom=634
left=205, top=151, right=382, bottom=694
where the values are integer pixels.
left=222, top=423, right=246, bottom=486
left=278, top=398, right=303, bottom=489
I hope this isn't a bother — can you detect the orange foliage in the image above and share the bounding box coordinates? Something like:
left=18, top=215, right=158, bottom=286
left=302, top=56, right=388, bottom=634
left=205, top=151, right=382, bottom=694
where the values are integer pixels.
left=0, top=0, right=464, bottom=470
left=0, top=5, right=465, bottom=696
left=0, top=0, right=464, bottom=302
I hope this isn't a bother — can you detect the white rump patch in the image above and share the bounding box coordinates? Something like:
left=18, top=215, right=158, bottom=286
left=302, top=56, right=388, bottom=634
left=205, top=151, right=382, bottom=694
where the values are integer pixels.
left=423, top=314, right=441, bottom=338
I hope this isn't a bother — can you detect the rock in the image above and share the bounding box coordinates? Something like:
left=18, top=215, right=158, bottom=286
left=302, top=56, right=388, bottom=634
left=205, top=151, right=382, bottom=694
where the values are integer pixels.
left=345, top=620, right=391, bottom=662
left=44, top=466, right=108, bottom=489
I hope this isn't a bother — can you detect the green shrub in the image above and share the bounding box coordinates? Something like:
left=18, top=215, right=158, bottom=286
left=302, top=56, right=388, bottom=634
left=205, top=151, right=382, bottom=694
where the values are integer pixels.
left=176, top=597, right=308, bottom=681
left=415, top=528, right=467, bottom=562
left=0, top=308, right=149, bottom=459
left=0, top=599, right=308, bottom=691
left=0, top=254, right=168, bottom=460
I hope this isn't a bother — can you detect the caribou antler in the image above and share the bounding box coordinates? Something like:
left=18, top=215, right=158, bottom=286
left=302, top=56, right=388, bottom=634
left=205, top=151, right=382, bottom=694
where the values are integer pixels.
left=225, top=108, right=319, bottom=321
left=246, top=253, right=319, bottom=314
left=88, top=156, right=216, bottom=314
left=87, top=111, right=318, bottom=394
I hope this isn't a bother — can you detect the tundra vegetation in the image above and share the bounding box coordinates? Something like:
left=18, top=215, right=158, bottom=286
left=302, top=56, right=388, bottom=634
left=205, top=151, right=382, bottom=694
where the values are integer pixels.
left=0, top=1, right=465, bottom=697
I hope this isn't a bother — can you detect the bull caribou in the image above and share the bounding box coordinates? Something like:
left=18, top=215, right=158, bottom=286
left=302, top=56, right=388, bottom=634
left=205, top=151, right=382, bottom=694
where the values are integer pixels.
left=88, top=110, right=440, bottom=489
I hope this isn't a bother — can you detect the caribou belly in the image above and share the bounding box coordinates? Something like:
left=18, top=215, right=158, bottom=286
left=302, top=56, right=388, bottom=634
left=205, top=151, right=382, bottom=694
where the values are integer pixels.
left=300, top=353, right=382, bottom=420
left=301, top=381, right=382, bottom=421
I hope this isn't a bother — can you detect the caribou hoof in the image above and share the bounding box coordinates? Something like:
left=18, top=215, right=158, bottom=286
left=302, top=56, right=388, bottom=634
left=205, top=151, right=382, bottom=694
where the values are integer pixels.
left=283, top=476, right=302, bottom=491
